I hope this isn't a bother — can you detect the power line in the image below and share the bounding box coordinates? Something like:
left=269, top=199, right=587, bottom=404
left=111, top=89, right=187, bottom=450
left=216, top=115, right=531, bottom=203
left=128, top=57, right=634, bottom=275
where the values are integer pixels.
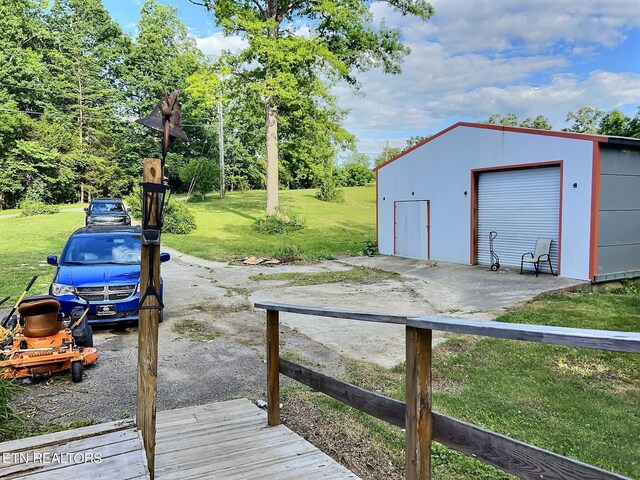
left=0, top=107, right=215, bottom=128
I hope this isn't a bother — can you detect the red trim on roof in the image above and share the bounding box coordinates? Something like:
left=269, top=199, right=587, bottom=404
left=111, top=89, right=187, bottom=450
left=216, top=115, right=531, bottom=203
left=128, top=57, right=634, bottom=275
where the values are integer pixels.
left=373, top=122, right=611, bottom=172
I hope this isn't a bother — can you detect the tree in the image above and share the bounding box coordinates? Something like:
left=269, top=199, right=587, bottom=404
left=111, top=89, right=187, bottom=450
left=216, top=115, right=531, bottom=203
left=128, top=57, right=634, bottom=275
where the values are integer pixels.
left=192, top=0, right=434, bottom=216
left=405, top=135, right=428, bottom=148
left=481, top=113, right=552, bottom=130
left=520, top=115, right=552, bottom=130
left=46, top=0, right=130, bottom=201
left=180, top=157, right=220, bottom=200
left=563, top=106, right=603, bottom=134
left=598, top=109, right=631, bottom=137
left=123, top=0, right=205, bottom=192
left=375, top=143, right=402, bottom=167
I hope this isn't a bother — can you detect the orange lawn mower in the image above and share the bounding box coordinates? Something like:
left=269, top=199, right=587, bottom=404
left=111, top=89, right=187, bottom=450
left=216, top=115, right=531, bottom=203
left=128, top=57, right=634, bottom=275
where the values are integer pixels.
left=0, top=276, right=97, bottom=383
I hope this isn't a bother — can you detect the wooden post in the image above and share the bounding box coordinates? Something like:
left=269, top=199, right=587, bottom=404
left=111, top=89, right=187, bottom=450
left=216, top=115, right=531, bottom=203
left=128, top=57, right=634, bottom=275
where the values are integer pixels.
left=137, top=158, right=162, bottom=479
left=405, top=326, right=433, bottom=480
left=266, top=309, right=280, bottom=426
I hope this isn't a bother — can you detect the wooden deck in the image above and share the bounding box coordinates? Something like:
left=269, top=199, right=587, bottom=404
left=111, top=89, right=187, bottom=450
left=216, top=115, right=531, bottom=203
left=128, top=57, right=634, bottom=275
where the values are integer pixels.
left=0, top=419, right=149, bottom=479
left=0, top=398, right=359, bottom=479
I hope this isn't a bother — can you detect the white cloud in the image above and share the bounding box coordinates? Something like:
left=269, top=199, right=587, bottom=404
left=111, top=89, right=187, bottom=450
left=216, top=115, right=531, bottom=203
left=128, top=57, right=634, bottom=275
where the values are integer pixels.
left=196, top=32, right=246, bottom=57
left=335, top=1, right=640, bottom=154
left=373, top=0, right=640, bottom=53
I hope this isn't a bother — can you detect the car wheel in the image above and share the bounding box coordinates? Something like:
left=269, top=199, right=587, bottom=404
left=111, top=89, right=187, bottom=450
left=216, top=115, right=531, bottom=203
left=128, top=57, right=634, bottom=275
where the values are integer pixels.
left=71, top=361, right=83, bottom=383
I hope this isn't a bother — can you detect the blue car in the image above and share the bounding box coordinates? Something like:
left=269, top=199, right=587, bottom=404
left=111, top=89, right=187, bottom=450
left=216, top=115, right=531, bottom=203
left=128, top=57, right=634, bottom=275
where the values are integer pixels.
left=47, top=226, right=170, bottom=325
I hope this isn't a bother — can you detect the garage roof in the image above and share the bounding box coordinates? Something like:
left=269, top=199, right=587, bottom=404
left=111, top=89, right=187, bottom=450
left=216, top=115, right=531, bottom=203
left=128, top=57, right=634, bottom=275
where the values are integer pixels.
left=374, top=122, right=640, bottom=172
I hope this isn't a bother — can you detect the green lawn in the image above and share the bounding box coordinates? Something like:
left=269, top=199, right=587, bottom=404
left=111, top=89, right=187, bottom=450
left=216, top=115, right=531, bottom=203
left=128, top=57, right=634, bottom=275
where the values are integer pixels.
left=163, top=186, right=376, bottom=261
left=285, top=287, right=640, bottom=479
left=0, top=212, right=84, bottom=299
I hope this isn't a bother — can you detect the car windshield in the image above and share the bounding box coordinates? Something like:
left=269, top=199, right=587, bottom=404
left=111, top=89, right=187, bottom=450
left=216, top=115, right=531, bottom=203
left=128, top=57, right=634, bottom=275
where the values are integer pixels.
left=91, top=202, right=125, bottom=213
left=62, top=234, right=141, bottom=264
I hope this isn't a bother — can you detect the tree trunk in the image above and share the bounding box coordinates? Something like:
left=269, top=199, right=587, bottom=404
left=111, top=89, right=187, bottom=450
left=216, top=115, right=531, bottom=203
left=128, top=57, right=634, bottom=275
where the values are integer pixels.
left=80, top=183, right=84, bottom=203
left=265, top=98, right=278, bottom=216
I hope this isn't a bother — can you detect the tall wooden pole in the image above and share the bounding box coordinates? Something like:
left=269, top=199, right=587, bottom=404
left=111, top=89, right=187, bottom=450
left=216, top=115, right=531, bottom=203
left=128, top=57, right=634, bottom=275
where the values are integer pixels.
left=137, top=157, right=161, bottom=479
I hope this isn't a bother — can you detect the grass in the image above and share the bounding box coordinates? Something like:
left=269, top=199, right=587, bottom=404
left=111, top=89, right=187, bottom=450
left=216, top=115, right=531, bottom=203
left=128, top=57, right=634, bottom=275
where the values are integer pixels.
left=0, top=211, right=84, bottom=299
left=282, top=288, right=640, bottom=479
left=163, top=187, right=376, bottom=261
left=249, top=266, right=397, bottom=286
left=173, top=319, right=219, bottom=341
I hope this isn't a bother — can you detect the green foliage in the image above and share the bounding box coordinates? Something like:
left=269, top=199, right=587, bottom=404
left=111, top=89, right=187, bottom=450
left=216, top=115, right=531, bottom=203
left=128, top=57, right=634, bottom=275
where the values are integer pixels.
left=360, top=238, right=378, bottom=256
left=481, top=113, right=552, bottom=130
left=19, top=200, right=60, bottom=216
left=163, top=200, right=197, bottom=235
left=405, top=135, right=429, bottom=148
left=0, top=380, right=24, bottom=442
left=315, top=179, right=345, bottom=203
left=374, top=144, right=403, bottom=167
left=273, top=244, right=308, bottom=262
left=123, top=192, right=196, bottom=234
left=197, top=0, right=433, bottom=213
left=337, top=163, right=374, bottom=187
left=253, top=209, right=306, bottom=235
left=564, top=106, right=603, bottom=134
left=179, top=157, right=220, bottom=201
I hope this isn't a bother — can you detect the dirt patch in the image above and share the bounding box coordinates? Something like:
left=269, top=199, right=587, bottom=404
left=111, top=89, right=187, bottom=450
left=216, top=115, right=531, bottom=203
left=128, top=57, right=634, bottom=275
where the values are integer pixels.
left=282, top=388, right=404, bottom=480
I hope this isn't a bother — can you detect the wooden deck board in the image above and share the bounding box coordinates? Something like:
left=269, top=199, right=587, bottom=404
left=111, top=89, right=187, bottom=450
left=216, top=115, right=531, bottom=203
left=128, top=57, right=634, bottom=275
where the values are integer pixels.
left=0, top=399, right=358, bottom=479
left=0, top=424, right=149, bottom=480
left=155, top=399, right=358, bottom=479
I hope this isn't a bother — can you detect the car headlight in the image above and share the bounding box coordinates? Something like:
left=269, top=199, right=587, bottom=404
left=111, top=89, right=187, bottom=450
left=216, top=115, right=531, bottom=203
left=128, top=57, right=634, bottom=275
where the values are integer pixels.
left=52, top=283, right=75, bottom=296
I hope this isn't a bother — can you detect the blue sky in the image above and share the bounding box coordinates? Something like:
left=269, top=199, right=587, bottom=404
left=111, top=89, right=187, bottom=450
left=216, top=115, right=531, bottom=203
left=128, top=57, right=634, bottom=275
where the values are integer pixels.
left=105, top=0, right=640, bottom=155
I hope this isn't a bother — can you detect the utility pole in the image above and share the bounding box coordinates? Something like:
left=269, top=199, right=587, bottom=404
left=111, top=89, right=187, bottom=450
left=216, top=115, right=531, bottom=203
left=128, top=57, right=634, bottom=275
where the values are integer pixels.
left=218, top=103, right=225, bottom=198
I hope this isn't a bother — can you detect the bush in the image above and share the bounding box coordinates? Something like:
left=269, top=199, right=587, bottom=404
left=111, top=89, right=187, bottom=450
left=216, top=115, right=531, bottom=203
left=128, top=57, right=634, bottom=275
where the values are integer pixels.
left=19, top=200, right=59, bottom=216
left=254, top=209, right=306, bottom=235
left=315, top=179, right=344, bottom=203
left=163, top=200, right=197, bottom=234
left=338, top=163, right=375, bottom=187
left=274, top=245, right=307, bottom=262
left=360, top=238, right=378, bottom=256
left=123, top=193, right=141, bottom=219
left=123, top=193, right=196, bottom=234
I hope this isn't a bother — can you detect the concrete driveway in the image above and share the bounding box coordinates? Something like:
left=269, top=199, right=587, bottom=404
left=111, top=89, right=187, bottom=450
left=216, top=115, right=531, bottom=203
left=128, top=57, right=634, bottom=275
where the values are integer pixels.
left=167, top=250, right=585, bottom=367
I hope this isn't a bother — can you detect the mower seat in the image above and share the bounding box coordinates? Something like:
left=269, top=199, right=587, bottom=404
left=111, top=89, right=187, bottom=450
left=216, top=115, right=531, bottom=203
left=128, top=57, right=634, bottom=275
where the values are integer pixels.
left=18, top=296, right=62, bottom=338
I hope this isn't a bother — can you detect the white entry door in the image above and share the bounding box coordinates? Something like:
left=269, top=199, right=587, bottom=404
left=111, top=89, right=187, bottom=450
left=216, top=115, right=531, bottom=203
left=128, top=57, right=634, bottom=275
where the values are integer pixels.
left=395, top=200, right=429, bottom=259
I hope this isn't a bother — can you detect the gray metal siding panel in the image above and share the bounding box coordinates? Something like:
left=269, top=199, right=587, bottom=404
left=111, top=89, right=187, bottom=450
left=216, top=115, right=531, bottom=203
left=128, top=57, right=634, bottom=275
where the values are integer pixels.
left=598, top=211, right=640, bottom=246
left=599, top=176, right=640, bottom=210
left=477, top=167, right=560, bottom=273
left=597, top=147, right=640, bottom=279
left=597, top=245, right=640, bottom=276
left=600, top=147, right=640, bottom=175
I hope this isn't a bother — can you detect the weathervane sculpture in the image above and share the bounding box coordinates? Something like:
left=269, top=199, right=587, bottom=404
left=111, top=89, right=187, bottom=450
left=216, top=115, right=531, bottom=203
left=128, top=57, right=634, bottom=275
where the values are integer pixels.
left=136, top=87, right=189, bottom=176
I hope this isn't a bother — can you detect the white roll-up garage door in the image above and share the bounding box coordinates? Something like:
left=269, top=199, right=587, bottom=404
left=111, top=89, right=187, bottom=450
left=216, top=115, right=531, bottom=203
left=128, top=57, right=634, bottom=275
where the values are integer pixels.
left=477, top=166, right=560, bottom=273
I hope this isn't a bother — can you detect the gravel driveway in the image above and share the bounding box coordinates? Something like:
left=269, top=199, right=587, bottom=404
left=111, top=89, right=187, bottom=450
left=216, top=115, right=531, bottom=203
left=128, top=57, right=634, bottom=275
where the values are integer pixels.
left=14, top=248, right=584, bottom=426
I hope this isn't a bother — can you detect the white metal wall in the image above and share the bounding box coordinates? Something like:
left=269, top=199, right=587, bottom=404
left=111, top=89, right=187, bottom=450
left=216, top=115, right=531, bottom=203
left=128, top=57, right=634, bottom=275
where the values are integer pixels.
left=395, top=201, right=428, bottom=259
left=476, top=167, right=560, bottom=273
left=376, top=125, right=595, bottom=280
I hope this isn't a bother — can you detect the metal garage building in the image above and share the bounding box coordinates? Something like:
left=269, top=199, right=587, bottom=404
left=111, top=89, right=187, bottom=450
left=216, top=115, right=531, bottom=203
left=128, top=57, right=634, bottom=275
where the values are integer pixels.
left=374, top=122, right=640, bottom=282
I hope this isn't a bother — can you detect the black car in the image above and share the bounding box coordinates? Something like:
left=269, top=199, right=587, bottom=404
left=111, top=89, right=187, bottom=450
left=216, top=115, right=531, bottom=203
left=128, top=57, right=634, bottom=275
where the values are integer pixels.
left=85, top=198, right=131, bottom=226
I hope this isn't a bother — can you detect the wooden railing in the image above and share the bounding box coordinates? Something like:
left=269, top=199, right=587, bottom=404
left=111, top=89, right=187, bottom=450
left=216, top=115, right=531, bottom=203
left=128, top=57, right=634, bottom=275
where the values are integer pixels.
left=255, top=301, right=640, bottom=480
